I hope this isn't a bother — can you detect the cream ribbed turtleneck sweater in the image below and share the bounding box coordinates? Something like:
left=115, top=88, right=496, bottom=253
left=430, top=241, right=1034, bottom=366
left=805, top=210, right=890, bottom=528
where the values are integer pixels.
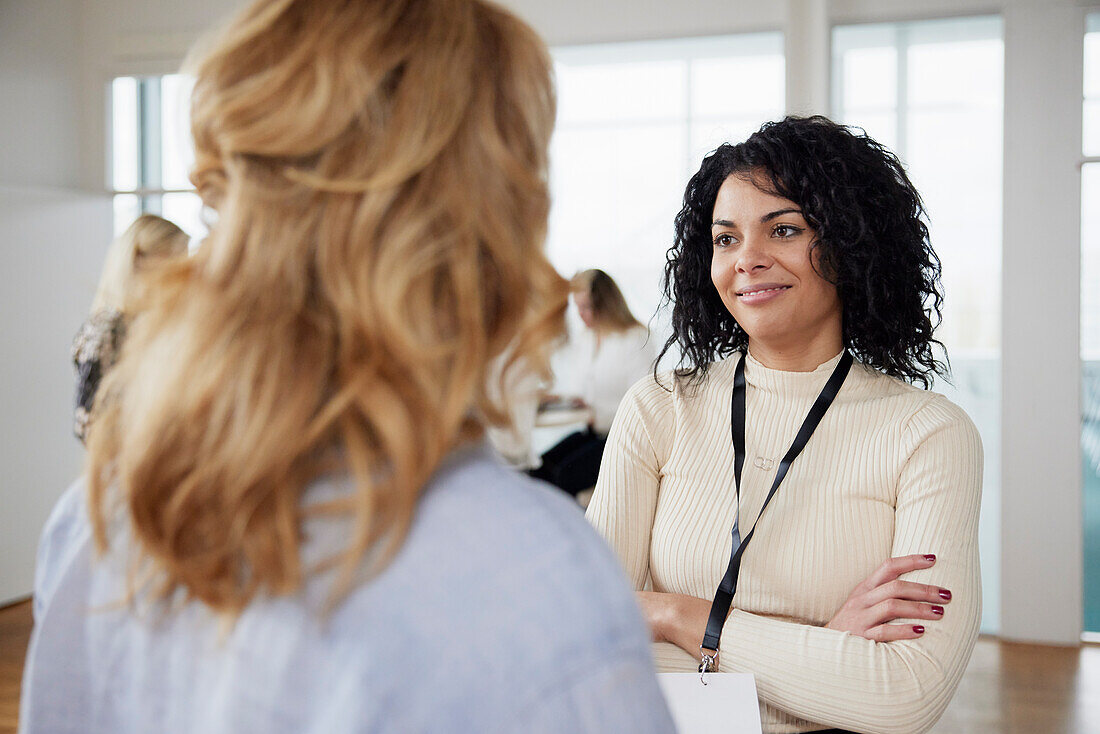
left=586, top=351, right=983, bottom=734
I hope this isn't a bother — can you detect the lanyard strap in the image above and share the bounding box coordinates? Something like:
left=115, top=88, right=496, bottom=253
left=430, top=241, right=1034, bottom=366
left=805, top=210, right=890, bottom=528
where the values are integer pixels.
left=700, top=351, right=854, bottom=664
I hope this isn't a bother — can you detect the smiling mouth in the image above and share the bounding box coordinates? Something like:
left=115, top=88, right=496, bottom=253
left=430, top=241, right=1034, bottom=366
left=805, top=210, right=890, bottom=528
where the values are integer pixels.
left=736, top=285, right=791, bottom=297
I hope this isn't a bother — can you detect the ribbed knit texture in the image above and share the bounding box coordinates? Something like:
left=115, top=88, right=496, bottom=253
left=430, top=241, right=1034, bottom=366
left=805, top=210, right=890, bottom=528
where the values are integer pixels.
left=586, top=351, right=983, bottom=734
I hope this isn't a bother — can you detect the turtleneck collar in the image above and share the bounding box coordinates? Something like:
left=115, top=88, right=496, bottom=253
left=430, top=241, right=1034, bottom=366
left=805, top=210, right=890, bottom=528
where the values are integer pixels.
left=742, top=349, right=847, bottom=397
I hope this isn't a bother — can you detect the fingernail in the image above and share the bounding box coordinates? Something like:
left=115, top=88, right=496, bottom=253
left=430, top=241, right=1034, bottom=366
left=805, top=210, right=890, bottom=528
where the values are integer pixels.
left=913, top=625, right=925, bottom=634
left=932, top=605, right=944, bottom=615
left=939, top=589, right=952, bottom=601
left=923, top=554, right=936, bottom=562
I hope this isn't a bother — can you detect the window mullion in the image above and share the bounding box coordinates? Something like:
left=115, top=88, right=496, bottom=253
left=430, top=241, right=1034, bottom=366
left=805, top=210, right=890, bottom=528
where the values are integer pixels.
left=139, top=77, right=164, bottom=214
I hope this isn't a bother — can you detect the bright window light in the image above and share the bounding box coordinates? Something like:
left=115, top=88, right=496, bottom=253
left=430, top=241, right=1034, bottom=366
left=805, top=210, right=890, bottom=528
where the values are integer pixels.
left=1081, top=12, right=1100, bottom=636
left=109, top=74, right=205, bottom=244
left=834, top=15, right=1004, bottom=634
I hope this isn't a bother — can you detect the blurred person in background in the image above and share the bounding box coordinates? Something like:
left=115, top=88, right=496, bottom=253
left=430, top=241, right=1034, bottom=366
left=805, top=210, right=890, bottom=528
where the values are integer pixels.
left=531, top=269, right=653, bottom=498
left=20, top=1, right=674, bottom=732
left=71, top=214, right=189, bottom=442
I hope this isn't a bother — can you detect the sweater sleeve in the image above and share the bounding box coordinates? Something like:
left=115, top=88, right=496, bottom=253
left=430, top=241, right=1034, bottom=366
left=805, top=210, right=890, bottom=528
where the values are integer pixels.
left=585, top=376, right=675, bottom=589
left=715, top=395, right=984, bottom=734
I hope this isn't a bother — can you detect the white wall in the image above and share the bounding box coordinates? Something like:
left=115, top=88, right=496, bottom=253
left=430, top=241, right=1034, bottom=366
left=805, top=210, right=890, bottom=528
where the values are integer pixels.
left=502, top=0, right=783, bottom=44
left=0, top=188, right=112, bottom=604
left=0, top=0, right=82, bottom=188
left=0, top=0, right=113, bottom=604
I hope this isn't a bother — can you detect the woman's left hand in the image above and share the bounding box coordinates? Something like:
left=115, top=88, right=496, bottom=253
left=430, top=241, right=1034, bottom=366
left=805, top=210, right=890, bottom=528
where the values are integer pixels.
left=636, top=591, right=712, bottom=653
left=825, top=554, right=949, bottom=641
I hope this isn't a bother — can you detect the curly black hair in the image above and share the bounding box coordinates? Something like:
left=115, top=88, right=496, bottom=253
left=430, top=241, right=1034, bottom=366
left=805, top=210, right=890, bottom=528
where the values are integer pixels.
left=658, top=115, right=947, bottom=388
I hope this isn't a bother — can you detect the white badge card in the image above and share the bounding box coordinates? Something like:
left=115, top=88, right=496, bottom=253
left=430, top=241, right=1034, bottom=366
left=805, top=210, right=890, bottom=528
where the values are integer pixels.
left=657, top=673, right=762, bottom=734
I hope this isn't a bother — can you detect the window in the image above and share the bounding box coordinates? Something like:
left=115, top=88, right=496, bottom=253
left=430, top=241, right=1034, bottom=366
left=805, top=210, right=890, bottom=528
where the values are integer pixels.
left=548, top=33, right=785, bottom=380
left=1082, top=12, right=1100, bottom=635
left=110, top=74, right=205, bottom=242
left=834, top=16, right=1004, bottom=633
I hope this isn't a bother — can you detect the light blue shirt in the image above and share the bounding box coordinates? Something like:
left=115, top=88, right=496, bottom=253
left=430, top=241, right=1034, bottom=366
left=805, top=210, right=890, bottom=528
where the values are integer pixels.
left=20, top=445, right=674, bottom=733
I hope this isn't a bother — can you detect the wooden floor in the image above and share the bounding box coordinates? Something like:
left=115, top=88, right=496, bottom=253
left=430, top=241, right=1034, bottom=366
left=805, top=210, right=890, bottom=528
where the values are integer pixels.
left=0, top=601, right=30, bottom=734
left=1, top=598, right=1098, bottom=733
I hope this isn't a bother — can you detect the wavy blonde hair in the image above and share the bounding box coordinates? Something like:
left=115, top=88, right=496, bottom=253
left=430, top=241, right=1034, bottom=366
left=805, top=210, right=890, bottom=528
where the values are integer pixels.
left=91, top=214, right=189, bottom=313
left=86, top=0, right=567, bottom=615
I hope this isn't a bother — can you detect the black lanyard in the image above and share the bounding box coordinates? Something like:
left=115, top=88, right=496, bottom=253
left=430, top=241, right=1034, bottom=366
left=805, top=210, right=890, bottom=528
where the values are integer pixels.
left=699, top=350, right=854, bottom=673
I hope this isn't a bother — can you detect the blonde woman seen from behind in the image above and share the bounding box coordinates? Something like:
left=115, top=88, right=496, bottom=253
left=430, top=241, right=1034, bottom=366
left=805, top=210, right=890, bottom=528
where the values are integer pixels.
left=71, top=214, right=188, bottom=442
left=20, top=2, right=674, bottom=733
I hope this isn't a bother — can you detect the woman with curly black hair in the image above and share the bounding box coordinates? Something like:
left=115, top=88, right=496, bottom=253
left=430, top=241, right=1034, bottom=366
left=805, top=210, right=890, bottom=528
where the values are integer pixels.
left=587, top=116, right=982, bottom=734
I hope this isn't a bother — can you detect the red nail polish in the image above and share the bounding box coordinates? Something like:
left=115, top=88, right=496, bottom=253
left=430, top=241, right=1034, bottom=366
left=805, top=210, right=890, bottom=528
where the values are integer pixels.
left=913, top=625, right=925, bottom=634
left=939, top=589, right=952, bottom=601
left=932, top=605, right=944, bottom=615
left=923, top=554, right=936, bottom=562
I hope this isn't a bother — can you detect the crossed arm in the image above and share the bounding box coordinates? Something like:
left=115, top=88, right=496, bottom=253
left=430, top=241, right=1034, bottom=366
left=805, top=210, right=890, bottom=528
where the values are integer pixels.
left=639, top=552, right=953, bottom=655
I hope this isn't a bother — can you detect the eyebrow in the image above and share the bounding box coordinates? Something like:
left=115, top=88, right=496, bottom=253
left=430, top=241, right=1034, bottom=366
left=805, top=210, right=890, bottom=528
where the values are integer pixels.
left=712, top=208, right=804, bottom=228
left=761, top=208, right=802, bottom=222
